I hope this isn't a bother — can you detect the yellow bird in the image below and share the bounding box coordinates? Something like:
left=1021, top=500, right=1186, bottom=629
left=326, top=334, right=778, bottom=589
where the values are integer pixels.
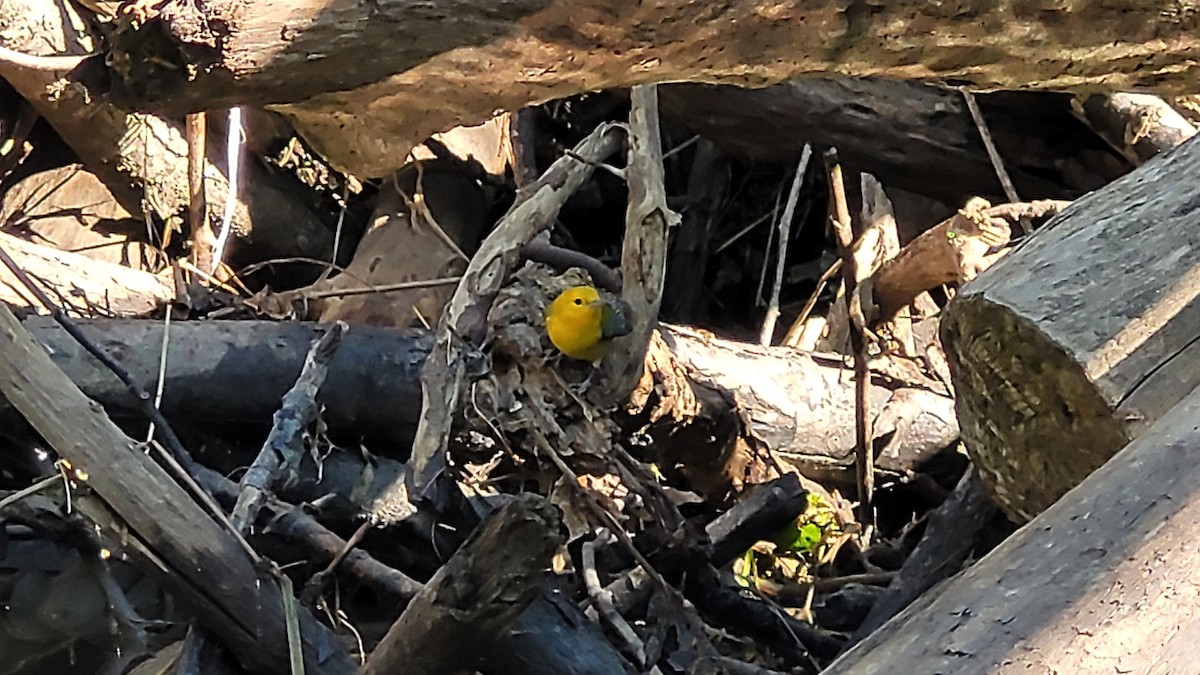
left=545, top=285, right=632, bottom=364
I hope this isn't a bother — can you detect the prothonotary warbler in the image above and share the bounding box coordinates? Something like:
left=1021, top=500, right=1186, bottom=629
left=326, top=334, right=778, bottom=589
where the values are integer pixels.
left=545, top=285, right=632, bottom=364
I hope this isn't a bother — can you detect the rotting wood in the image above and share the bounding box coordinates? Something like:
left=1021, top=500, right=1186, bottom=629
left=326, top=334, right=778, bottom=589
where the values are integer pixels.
left=0, top=303, right=355, bottom=675
left=359, top=494, right=564, bottom=675
left=825, top=383, right=1200, bottom=674
left=97, top=0, right=1199, bottom=177
left=941, top=134, right=1200, bottom=521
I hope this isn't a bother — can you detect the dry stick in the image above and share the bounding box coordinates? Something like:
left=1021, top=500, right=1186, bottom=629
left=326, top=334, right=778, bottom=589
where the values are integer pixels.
left=186, top=112, right=213, bottom=273
left=297, top=276, right=461, bottom=300
left=824, top=149, right=875, bottom=538
left=0, top=243, right=197, bottom=475
left=0, top=475, right=58, bottom=512
left=960, top=88, right=1026, bottom=235
left=230, top=321, right=347, bottom=532
left=582, top=532, right=647, bottom=667
left=760, top=144, right=813, bottom=347
left=193, top=322, right=345, bottom=675
left=195, top=466, right=426, bottom=602
left=782, top=258, right=842, bottom=348
left=396, top=121, right=626, bottom=504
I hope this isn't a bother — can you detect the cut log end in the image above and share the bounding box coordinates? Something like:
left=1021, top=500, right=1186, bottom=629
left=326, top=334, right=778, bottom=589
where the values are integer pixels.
left=941, top=295, right=1132, bottom=522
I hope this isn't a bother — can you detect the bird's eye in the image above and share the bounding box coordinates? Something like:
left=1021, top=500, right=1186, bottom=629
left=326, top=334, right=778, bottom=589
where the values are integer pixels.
left=573, top=298, right=583, bottom=305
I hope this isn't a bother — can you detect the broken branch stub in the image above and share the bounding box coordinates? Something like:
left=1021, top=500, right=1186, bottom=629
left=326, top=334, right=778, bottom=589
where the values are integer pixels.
left=359, top=494, right=564, bottom=675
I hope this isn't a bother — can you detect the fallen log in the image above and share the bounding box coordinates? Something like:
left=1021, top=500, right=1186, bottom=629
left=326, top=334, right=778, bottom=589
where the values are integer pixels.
left=824, top=382, right=1200, bottom=674
left=99, top=1, right=1200, bottom=177
left=940, top=133, right=1200, bottom=521
left=655, top=325, right=958, bottom=490
left=6, top=317, right=430, bottom=440
left=0, top=303, right=355, bottom=674
left=0, top=230, right=172, bottom=316
left=6, top=317, right=956, bottom=486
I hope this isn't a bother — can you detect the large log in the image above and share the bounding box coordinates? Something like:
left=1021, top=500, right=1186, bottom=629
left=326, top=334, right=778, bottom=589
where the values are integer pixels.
left=6, top=318, right=430, bottom=440
left=824, top=383, right=1200, bottom=674
left=5, top=317, right=956, bottom=486
left=100, top=0, right=1199, bottom=176
left=940, top=134, right=1200, bottom=521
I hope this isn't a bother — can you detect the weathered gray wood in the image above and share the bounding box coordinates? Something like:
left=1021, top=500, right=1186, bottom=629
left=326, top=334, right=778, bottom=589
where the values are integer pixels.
left=660, top=325, right=958, bottom=486
left=941, top=134, right=1200, bottom=521
left=359, top=494, right=564, bottom=675
left=0, top=231, right=172, bottom=316
left=100, top=0, right=1198, bottom=177
left=6, top=318, right=429, bottom=439
left=0, top=304, right=355, bottom=675
left=825, top=383, right=1200, bottom=675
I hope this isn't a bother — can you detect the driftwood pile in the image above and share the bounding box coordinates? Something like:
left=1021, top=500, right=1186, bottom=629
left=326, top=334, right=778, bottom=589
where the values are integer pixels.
left=3, top=2, right=1200, bottom=674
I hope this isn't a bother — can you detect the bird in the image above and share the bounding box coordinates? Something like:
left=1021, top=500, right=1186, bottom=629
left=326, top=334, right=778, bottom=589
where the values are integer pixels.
left=544, top=285, right=632, bottom=364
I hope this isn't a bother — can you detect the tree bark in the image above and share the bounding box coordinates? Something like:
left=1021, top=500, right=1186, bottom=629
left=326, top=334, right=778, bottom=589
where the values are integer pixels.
left=359, top=494, right=564, bottom=675
left=0, top=0, right=337, bottom=272
left=4, top=317, right=430, bottom=440
left=658, top=80, right=1128, bottom=204
left=102, top=0, right=1200, bottom=177
left=941, top=134, right=1200, bottom=522
left=0, top=304, right=355, bottom=675
left=824, top=383, right=1200, bottom=675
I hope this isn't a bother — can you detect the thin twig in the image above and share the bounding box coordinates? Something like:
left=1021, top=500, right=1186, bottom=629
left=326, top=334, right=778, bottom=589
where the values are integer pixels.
left=961, top=88, right=1026, bottom=234
left=582, top=532, right=647, bottom=666
left=300, top=520, right=372, bottom=606
left=782, top=259, right=842, bottom=348
left=299, top=276, right=461, bottom=300
left=0, top=475, right=58, bottom=512
left=824, top=149, right=875, bottom=539
left=760, top=144, right=812, bottom=347
left=0, top=242, right=199, bottom=474
left=145, top=305, right=172, bottom=443
left=186, top=112, right=212, bottom=273
left=394, top=164, right=470, bottom=262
